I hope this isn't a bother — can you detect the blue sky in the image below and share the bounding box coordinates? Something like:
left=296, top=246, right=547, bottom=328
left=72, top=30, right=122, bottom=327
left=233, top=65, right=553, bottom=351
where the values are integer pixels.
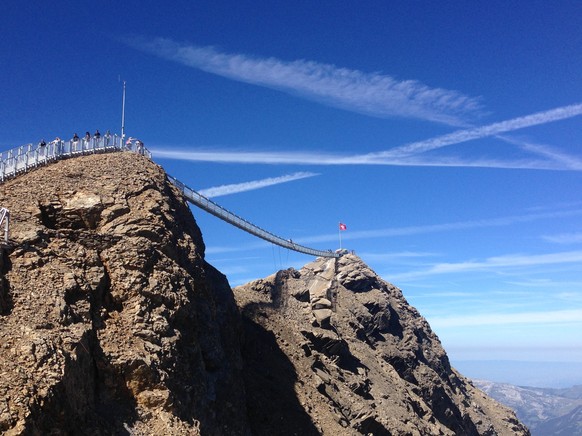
left=2, top=1, right=582, bottom=385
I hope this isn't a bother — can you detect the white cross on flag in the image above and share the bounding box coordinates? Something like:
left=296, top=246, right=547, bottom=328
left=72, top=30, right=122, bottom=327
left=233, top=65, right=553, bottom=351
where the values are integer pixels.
left=339, top=223, right=347, bottom=231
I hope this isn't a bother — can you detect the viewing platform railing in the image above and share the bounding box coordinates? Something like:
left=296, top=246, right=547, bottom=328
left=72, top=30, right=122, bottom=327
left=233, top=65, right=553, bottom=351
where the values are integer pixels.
left=0, top=135, right=151, bottom=182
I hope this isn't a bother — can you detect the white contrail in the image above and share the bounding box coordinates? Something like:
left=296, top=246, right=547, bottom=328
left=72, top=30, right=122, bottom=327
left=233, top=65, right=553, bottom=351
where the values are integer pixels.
left=125, top=38, right=582, bottom=168
left=125, top=36, right=482, bottom=126
left=497, top=135, right=582, bottom=170
left=152, top=148, right=341, bottom=165
left=151, top=147, right=576, bottom=171
left=198, top=171, right=319, bottom=198
left=150, top=102, right=582, bottom=171
left=360, top=103, right=582, bottom=159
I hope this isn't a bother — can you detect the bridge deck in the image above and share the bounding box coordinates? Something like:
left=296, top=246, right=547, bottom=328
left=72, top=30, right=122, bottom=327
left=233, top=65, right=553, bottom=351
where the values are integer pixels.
left=168, top=176, right=338, bottom=258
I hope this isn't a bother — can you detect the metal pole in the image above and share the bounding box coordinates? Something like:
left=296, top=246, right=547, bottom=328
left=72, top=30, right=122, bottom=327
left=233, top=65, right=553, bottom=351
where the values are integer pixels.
left=4, top=210, right=8, bottom=243
left=339, top=222, right=342, bottom=250
left=121, top=80, right=126, bottom=143
left=0, top=208, right=9, bottom=243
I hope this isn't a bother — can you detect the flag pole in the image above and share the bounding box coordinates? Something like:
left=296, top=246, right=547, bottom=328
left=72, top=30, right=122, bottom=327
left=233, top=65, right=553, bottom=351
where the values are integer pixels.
left=339, top=222, right=342, bottom=250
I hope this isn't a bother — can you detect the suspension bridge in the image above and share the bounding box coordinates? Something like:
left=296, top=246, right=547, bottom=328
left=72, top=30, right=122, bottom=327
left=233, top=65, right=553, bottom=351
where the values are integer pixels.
left=0, top=135, right=339, bottom=258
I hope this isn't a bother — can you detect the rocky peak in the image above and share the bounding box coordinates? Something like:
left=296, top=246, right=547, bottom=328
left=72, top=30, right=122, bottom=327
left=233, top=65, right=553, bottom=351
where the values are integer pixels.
left=235, top=254, right=530, bottom=435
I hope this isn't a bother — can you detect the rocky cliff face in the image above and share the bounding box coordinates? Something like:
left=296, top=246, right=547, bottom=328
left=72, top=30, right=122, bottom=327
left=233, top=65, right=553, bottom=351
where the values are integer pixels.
left=0, top=151, right=529, bottom=435
left=0, top=153, right=248, bottom=435
left=235, top=256, right=530, bottom=435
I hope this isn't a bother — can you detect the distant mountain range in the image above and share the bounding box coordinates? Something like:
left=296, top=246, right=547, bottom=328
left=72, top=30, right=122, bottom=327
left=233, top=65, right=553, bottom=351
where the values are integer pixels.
left=474, top=380, right=582, bottom=435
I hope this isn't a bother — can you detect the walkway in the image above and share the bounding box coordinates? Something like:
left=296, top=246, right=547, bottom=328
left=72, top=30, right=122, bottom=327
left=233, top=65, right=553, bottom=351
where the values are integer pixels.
left=168, top=176, right=338, bottom=258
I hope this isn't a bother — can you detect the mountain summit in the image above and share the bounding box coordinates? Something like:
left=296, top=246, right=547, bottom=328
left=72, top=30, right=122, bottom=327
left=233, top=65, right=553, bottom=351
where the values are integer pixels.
left=0, top=152, right=528, bottom=435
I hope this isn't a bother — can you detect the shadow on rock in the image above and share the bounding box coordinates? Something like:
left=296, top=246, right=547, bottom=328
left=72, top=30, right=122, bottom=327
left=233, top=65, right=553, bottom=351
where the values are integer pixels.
left=242, top=318, right=320, bottom=436
left=0, top=248, right=13, bottom=315
left=22, top=330, right=138, bottom=435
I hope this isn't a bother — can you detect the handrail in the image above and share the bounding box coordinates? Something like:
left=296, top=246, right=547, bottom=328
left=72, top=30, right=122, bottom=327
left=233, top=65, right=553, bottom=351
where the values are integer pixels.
left=168, top=175, right=339, bottom=258
left=0, top=135, right=151, bottom=182
left=0, top=207, right=8, bottom=243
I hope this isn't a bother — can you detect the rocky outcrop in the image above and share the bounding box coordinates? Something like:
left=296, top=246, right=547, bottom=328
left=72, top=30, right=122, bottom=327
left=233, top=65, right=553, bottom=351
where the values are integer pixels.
left=235, top=256, right=530, bottom=435
left=0, top=153, right=248, bottom=435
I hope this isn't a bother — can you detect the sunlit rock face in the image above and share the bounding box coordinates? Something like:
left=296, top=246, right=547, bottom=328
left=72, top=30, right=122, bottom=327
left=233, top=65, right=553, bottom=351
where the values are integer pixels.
left=0, top=153, right=248, bottom=435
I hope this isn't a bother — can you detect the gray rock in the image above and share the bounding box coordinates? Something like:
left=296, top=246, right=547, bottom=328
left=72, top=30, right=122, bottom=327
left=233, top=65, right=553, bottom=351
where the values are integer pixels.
left=235, top=255, right=530, bottom=436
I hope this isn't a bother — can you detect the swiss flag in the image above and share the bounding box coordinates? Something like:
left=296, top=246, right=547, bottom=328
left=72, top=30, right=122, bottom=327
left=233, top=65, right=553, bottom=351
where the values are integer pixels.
left=339, top=223, right=347, bottom=231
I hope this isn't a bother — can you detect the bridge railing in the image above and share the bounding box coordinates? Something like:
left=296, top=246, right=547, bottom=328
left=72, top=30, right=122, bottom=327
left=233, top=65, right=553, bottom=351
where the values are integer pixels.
left=168, top=175, right=339, bottom=259
left=0, top=135, right=151, bottom=182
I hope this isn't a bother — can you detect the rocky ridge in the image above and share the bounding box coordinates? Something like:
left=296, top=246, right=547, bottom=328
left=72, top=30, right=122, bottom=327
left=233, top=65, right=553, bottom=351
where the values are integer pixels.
left=0, top=151, right=529, bottom=435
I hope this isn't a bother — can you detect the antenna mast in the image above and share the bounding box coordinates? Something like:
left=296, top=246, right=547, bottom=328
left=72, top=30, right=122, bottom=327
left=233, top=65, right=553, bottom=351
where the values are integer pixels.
left=121, top=80, right=126, bottom=141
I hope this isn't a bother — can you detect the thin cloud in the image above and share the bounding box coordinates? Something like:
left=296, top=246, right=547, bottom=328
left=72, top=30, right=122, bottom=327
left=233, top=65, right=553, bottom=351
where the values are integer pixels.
left=542, top=232, right=582, bottom=244
left=353, top=154, right=570, bottom=170
left=150, top=101, right=582, bottom=171
left=125, top=37, right=582, bottom=169
left=506, top=278, right=582, bottom=288
left=151, top=147, right=576, bottom=171
left=391, top=250, right=582, bottom=281
left=431, top=309, right=582, bottom=328
left=153, top=148, right=342, bottom=165
left=411, top=291, right=483, bottom=299
left=361, top=102, right=582, bottom=159
left=205, top=241, right=268, bottom=254
left=198, top=171, right=319, bottom=198
left=497, top=135, right=582, bottom=170
left=300, top=208, right=582, bottom=244
left=204, top=208, right=582, bottom=254
left=356, top=251, right=438, bottom=262
left=125, top=36, right=482, bottom=125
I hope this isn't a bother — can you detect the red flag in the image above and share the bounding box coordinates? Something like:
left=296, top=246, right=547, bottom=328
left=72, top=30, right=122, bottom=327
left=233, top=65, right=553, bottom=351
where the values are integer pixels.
left=339, top=223, right=347, bottom=231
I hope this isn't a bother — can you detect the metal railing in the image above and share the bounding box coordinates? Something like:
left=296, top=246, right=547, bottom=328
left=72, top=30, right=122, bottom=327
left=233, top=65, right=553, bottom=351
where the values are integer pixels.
left=0, top=135, right=151, bottom=182
left=168, top=175, right=339, bottom=258
left=0, top=207, right=8, bottom=243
